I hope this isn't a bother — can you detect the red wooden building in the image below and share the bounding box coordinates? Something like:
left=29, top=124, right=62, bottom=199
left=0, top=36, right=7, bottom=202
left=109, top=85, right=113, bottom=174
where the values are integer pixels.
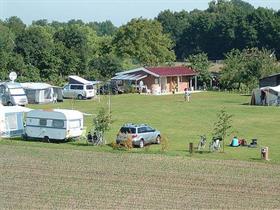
left=112, top=66, right=198, bottom=94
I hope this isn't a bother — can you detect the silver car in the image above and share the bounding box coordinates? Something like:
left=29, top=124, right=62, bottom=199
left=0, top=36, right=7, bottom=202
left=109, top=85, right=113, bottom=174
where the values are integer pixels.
left=116, top=123, right=161, bottom=148
left=63, top=83, right=95, bottom=99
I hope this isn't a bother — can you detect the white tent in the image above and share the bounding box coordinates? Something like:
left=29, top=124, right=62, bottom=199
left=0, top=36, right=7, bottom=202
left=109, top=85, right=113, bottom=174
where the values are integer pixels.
left=21, top=83, right=54, bottom=104
left=0, top=104, right=32, bottom=138
left=251, top=85, right=280, bottom=106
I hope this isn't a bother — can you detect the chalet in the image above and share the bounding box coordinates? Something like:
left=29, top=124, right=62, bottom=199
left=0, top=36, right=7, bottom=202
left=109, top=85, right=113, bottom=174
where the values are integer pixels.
left=112, top=66, right=198, bottom=95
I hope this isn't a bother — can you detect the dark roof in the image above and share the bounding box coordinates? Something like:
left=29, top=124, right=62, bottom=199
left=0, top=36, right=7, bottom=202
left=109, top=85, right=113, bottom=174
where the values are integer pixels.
left=260, top=72, right=280, bottom=80
left=146, top=66, right=197, bottom=76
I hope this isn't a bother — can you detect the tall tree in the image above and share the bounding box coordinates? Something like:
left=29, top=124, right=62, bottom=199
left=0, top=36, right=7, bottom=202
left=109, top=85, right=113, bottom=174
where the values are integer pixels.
left=221, top=48, right=279, bottom=90
left=156, top=10, right=190, bottom=43
left=87, top=20, right=117, bottom=36
left=54, top=24, right=89, bottom=75
left=113, top=18, right=175, bottom=66
left=88, top=54, right=122, bottom=80
left=186, top=53, right=211, bottom=87
left=0, top=23, right=15, bottom=80
left=4, top=16, right=26, bottom=36
left=15, top=26, right=60, bottom=81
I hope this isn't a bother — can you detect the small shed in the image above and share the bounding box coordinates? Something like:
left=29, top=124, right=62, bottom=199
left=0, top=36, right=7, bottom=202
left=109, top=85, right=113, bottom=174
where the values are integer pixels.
left=0, top=104, right=32, bottom=138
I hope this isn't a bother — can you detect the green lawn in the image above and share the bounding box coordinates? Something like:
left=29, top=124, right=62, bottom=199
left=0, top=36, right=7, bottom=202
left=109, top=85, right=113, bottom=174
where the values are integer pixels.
left=1, top=91, right=279, bottom=163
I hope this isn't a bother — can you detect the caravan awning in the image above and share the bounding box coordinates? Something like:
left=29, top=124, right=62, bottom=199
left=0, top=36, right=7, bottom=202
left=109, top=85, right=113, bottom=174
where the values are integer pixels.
left=112, top=73, right=147, bottom=81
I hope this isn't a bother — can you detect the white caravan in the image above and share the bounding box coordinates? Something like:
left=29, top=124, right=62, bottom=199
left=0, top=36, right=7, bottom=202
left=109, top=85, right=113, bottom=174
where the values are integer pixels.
left=24, top=109, right=84, bottom=141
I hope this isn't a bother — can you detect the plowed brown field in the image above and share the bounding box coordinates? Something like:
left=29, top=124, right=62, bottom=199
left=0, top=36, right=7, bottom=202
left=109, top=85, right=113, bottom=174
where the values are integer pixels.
left=1, top=145, right=279, bottom=209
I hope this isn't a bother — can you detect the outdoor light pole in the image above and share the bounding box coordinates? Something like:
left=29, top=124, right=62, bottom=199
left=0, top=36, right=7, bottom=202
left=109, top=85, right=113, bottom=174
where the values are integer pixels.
left=108, top=91, right=111, bottom=114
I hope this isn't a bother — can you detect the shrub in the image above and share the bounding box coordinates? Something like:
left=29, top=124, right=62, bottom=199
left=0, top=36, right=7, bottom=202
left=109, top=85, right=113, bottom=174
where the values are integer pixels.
left=122, top=137, right=133, bottom=150
left=161, top=135, right=169, bottom=152
left=212, top=108, right=233, bottom=152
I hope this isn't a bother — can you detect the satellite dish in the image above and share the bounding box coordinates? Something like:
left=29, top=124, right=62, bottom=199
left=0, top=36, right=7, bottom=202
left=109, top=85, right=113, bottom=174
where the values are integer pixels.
left=9, top=72, right=17, bottom=82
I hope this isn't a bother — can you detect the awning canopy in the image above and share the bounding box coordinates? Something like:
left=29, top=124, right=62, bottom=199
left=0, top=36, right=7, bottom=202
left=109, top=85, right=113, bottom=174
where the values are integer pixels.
left=112, top=73, right=147, bottom=81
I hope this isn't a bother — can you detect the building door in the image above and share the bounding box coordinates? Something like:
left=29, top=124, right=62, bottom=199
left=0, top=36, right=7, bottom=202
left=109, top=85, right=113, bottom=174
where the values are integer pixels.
left=167, top=77, right=177, bottom=92
left=160, top=77, right=167, bottom=93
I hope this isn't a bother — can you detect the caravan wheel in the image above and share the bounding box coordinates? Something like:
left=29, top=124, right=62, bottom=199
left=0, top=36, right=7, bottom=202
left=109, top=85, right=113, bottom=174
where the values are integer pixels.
left=44, top=136, right=50, bottom=143
left=7, top=102, right=13, bottom=106
left=77, top=94, right=83, bottom=100
left=22, top=134, right=28, bottom=141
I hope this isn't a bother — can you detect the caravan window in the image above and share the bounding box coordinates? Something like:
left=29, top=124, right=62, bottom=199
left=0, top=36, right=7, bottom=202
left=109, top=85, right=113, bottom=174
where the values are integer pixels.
left=69, top=120, right=81, bottom=129
left=52, top=120, right=64, bottom=128
left=5, top=113, right=17, bottom=130
left=39, top=119, right=47, bottom=126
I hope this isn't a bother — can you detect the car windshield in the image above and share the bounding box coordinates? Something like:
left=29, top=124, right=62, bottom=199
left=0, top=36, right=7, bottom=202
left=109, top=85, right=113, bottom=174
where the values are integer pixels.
left=120, top=127, right=136, bottom=134
left=9, top=88, right=25, bottom=95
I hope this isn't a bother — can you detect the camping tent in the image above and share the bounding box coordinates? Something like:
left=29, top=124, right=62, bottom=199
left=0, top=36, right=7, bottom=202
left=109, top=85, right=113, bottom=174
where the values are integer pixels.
left=251, top=85, right=280, bottom=106
left=21, top=83, right=63, bottom=104
left=0, top=104, right=32, bottom=138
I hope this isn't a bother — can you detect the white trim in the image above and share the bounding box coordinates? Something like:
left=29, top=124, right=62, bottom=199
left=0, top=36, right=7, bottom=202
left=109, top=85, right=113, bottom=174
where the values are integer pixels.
left=112, top=73, right=148, bottom=81
left=115, top=67, right=159, bottom=77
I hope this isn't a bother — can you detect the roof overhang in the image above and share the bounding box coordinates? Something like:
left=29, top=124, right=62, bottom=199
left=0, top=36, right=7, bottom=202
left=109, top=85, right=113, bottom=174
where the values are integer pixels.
left=112, top=73, right=148, bottom=81
left=115, top=67, right=159, bottom=77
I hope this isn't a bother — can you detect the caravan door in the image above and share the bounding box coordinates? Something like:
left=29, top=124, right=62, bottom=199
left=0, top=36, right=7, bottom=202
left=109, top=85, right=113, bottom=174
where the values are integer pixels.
left=0, top=85, right=7, bottom=105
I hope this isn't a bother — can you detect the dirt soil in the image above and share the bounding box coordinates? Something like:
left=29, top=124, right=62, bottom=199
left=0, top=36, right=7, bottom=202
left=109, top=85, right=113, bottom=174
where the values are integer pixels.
left=0, top=145, right=280, bottom=209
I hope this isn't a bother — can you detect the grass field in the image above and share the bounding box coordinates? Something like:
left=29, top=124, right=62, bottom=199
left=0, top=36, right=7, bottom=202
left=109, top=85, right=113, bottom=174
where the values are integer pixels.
left=1, top=91, right=280, bottom=208
left=1, top=91, right=280, bottom=163
left=1, top=145, right=280, bottom=209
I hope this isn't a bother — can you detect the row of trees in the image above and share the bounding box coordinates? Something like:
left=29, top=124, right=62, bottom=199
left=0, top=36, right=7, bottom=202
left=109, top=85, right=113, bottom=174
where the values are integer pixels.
left=0, top=17, right=175, bottom=85
left=157, top=0, right=280, bottom=60
left=0, top=0, right=279, bottom=90
left=185, top=48, right=279, bottom=91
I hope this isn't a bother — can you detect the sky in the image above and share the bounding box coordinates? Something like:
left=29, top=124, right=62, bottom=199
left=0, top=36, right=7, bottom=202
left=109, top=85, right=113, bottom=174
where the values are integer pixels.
left=1, top=0, right=280, bottom=26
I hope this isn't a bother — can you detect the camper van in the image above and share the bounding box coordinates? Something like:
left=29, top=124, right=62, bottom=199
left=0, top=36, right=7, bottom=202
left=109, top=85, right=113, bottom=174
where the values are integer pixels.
left=24, top=109, right=84, bottom=141
left=0, top=82, right=28, bottom=106
left=63, top=75, right=95, bottom=99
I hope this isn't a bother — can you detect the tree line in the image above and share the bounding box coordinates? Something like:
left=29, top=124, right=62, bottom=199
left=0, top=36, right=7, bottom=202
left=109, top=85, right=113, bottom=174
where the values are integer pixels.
left=0, top=17, right=174, bottom=85
left=0, top=0, right=279, bottom=90
left=157, top=0, right=280, bottom=60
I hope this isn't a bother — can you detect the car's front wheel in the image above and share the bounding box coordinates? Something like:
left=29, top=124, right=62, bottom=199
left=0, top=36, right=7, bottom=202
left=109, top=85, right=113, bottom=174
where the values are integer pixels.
left=155, top=135, right=161, bottom=144
left=77, top=94, right=83, bottom=100
left=139, top=139, right=144, bottom=148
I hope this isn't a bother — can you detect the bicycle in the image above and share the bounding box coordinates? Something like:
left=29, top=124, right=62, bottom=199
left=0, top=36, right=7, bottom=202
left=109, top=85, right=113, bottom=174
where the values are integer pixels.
left=209, top=136, right=222, bottom=152
left=87, top=131, right=103, bottom=145
left=198, top=135, right=207, bottom=151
